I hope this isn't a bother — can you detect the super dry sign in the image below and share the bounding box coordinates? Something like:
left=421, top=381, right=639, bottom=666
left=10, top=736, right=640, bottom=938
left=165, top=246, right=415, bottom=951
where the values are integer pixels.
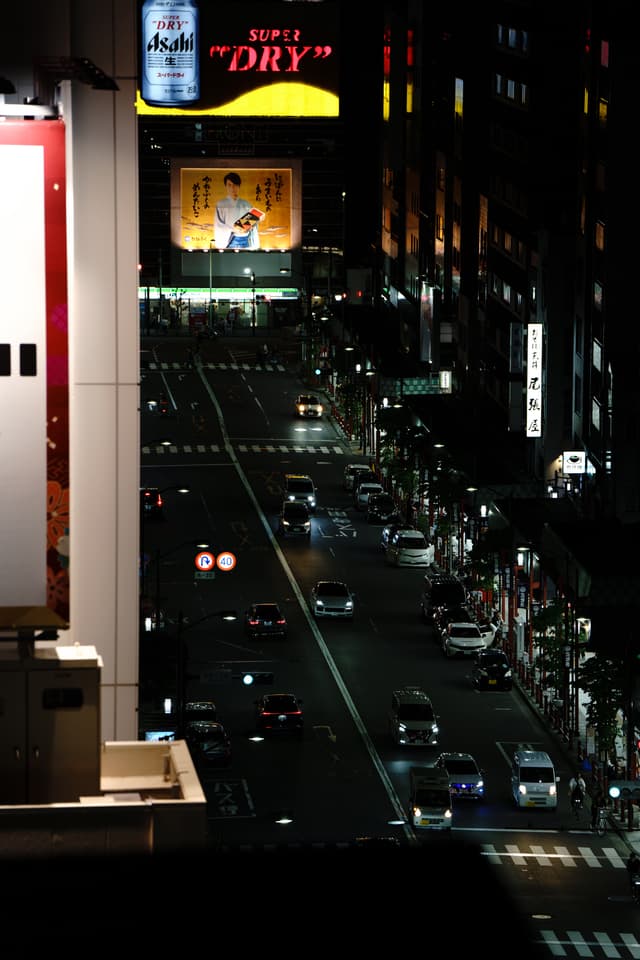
left=137, top=0, right=340, bottom=117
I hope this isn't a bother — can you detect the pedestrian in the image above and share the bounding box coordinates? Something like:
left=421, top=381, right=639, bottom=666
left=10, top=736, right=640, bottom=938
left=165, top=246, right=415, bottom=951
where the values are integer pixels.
left=185, top=347, right=194, bottom=369
left=568, top=772, right=586, bottom=811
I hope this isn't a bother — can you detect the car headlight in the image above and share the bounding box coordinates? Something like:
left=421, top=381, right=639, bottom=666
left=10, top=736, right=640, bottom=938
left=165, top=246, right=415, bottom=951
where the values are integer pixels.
left=398, top=723, right=406, bottom=733
left=518, top=784, right=527, bottom=795
left=432, top=724, right=439, bottom=735
left=413, top=805, right=422, bottom=818
left=345, top=600, right=353, bottom=610
left=283, top=520, right=290, bottom=526
left=288, top=494, right=295, bottom=501
left=549, top=784, right=557, bottom=796
left=316, top=600, right=324, bottom=607
left=504, top=669, right=512, bottom=677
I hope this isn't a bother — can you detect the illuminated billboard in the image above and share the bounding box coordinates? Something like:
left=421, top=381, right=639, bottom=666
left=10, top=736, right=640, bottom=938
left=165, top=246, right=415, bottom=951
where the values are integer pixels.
left=172, top=159, right=302, bottom=252
left=526, top=323, right=543, bottom=438
left=0, top=120, right=69, bottom=622
left=138, top=0, right=340, bottom=117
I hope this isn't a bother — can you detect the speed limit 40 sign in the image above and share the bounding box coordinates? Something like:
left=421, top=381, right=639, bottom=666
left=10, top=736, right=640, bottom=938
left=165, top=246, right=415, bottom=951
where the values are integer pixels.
left=216, top=552, right=237, bottom=572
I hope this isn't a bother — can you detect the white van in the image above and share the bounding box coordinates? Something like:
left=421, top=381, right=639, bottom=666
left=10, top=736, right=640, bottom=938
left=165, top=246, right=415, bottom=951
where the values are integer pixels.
left=511, top=749, right=559, bottom=809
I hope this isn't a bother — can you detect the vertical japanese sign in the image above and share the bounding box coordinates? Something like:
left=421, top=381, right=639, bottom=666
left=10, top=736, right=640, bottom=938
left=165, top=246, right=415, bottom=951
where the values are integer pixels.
left=0, top=121, right=69, bottom=620
left=526, top=322, right=543, bottom=438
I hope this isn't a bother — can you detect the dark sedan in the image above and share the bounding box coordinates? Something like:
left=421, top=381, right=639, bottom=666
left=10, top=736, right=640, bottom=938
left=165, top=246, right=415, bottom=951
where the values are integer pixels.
left=366, top=492, right=399, bottom=524
left=184, top=720, right=232, bottom=766
left=244, top=602, right=288, bottom=640
left=254, top=693, right=304, bottom=734
left=470, top=649, right=513, bottom=690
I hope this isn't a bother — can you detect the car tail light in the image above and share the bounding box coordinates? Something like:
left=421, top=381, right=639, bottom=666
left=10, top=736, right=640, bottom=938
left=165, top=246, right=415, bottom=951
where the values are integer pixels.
left=277, top=618, right=286, bottom=625
left=248, top=618, right=259, bottom=626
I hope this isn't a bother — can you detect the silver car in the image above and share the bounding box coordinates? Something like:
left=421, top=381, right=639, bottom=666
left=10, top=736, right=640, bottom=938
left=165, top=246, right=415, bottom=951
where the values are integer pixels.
left=435, top=752, right=485, bottom=800
left=310, top=579, right=354, bottom=619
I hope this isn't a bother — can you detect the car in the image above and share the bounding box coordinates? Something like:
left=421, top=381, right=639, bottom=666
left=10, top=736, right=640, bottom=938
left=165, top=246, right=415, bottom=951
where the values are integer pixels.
left=254, top=692, right=304, bottom=734
left=385, top=528, right=434, bottom=566
left=140, top=486, right=163, bottom=517
left=366, top=492, right=399, bottom=524
left=380, top=521, right=413, bottom=552
left=310, top=579, right=354, bottom=619
left=184, top=720, right=232, bottom=766
left=294, top=393, right=323, bottom=418
left=433, top=603, right=477, bottom=641
left=183, top=700, right=217, bottom=722
left=435, top=751, right=485, bottom=800
left=278, top=500, right=311, bottom=538
left=471, top=648, right=514, bottom=690
left=284, top=473, right=317, bottom=511
left=442, top=621, right=485, bottom=658
left=420, top=572, right=468, bottom=621
left=388, top=686, right=439, bottom=746
left=354, top=480, right=384, bottom=510
left=244, top=602, right=288, bottom=640
left=343, top=463, right=373, bottom=491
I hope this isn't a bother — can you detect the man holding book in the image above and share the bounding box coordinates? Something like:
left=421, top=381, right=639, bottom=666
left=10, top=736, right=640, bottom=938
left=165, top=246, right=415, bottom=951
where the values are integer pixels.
left=214, top=171, right=263, bottom=249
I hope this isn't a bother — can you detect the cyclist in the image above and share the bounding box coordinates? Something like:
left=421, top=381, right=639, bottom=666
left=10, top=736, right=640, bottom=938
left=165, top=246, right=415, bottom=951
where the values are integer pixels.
left=569, top=772, right=586, bottom=814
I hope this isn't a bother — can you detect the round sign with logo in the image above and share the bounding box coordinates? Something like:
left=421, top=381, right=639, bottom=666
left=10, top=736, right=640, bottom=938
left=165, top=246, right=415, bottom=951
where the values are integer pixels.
left=216, top=551, right=237, bottom=572
left=194, top=551, right=215, bottom=571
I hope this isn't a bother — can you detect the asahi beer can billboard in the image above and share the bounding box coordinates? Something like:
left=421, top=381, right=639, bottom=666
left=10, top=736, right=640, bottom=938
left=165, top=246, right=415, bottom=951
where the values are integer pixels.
left=138, top=0, right=339, bottom=117
left=141, top=0, right=200, bottom=106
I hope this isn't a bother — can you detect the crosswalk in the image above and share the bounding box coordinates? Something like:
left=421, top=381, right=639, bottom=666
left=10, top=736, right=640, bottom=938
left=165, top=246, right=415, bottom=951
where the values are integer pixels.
left=141, top=442, right=346, bottom=455
left=534, top=931, right=640, bottom=958
left=482, top=842, right=627, bottom=868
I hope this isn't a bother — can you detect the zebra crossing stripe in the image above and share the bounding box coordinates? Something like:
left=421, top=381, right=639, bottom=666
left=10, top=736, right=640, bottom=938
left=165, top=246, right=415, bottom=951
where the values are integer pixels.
left=505, top=843, right=527, bottom=865
left=578, top=845, right=601, bottom=867
left=620, top=933, right=640, bottom=957
left=530, top=844, right=553, bottom=867
left=553, top=845, right=578, bottom=868
left=594, top=931, right=624, bottom=958
left=566, top=930, right=592, bottom=957
left=603, top=847, right=627, bottom=868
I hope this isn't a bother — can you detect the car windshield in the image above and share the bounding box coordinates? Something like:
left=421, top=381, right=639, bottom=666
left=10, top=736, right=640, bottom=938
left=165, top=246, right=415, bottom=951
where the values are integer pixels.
left=317, top=582, right=348, bottom=597
left=482, top=652, right=508, bottom=666
left=264, top=695, right=297, bottom=712
left=523, top=767, right=554, bottom=783
left=285, top=503, right=309, bottom=517
left=287, top=479, right=313, bottom=493
left=432, top=584, right=467, bottom=606
left=451, top=625, right=481, bottom=637
left=255, top=605, right=280, bottom=619
left=397, top=703, right=435, bottom=721
left=298, top=395, right=319, bottom=404
left=397, top=535, right=426, bottom=548
left=443, top=757, right=477, bottom=775
left=415, top=789, right=449, bottom=806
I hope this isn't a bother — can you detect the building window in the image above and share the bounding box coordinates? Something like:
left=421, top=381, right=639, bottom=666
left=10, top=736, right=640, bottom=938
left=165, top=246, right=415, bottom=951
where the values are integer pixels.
left=591, top=397, right=601, bottom=432
left=435, top=214, right=444, bottom=241
left=593, top=338, right=602, bottom=373
left=601, top=40, right=609, bottom=68
left=594, top=220, right=605, bottom=251
left=593, top=280, right=603, bottom=311
left=598, top=98, right=608, bottom=125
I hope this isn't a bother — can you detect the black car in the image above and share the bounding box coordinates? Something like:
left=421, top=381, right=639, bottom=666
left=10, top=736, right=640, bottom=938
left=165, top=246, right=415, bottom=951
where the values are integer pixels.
left=366, top=492, right=399, bottom=524
left=278, top=500, right=311, bottom=538
left=140, top=486, right=163, bottom=518
left=433, top=603, right=476, bottom=641
left=471, top=649, right=513, bottom=690
left=244, top=602, right=288, bottom=640
left=184, top=720, right=232, bottom=766
left=254, top=692, right=304, bottom=734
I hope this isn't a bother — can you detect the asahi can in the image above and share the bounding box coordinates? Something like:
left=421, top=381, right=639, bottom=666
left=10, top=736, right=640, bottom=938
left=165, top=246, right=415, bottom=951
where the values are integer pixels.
left=141, top=0, right=200, bottom=107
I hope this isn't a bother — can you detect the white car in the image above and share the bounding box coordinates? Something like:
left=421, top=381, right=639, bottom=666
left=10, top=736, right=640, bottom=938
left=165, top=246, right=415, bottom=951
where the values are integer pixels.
left=435, top=752, right=485, bottom=800
left=295, top=393, right=323, bottom=418
left=310, top=580, right=354, bottom=619
left=476, top=616, right=497, bottom=647
left=442, top=621, right=485, bottom=658
left=354, top=480, right=384, bottom=510
left=385, top=528, right=434, bottom=566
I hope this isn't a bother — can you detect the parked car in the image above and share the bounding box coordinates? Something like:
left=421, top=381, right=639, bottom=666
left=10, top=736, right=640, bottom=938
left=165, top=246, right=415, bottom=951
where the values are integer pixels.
left=294, top=393, right=323, bottom=418
left=420, top=572, right=468, bottom=621
left=244, top=602, right=288, bottom=640
left=366, top=492, right=399, bottom=524
left=278, top=500, right=311, bottom=539
left=310, top=579, right=354, bottom=619
left=140, top=486, right=163, bottom=518
left=184, top=720, right=232, bottom=766
left=284, top=473, right=317, bottom=511
left=471, top=648, right=513, bottom=690
left=435, top=751, right=484, bottom=800
left=433, top=603, right=477, bottom=641
left=343, top=463, right=372, bottom=491
left=254, top=692, right=304, bottom=734
left=441, top=621, right=485, bottom=658
left=385, top=528, right=434, bottom=566
left=183, top=700, right=217, bottom=722
left=380, top=521, right=412, bottom=552
left=354, top=480, right=384, bottom=510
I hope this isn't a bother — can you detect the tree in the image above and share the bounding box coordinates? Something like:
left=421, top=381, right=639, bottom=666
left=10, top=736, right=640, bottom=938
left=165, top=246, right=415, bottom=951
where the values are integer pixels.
left=576, top=654, right=625, bottom=763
